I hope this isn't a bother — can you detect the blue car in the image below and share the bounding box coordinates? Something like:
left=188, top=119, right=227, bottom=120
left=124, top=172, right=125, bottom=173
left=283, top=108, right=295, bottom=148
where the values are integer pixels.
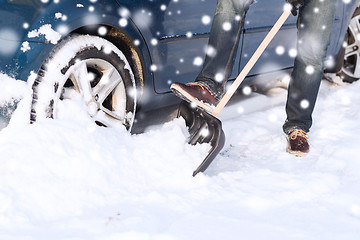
left=0, top=0, right=359, bottom=132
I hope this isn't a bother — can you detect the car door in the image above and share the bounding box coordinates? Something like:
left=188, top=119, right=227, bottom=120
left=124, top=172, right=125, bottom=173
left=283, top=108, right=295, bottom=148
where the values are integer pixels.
left=128, top=0, right=242, bottom=93
left=239, top=1, right=298, bottom=77
left=145, top=0, right=220, bottom=93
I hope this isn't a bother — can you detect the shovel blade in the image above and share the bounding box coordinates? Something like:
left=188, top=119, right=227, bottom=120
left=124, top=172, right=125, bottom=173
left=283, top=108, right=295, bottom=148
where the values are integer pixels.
left=177, top=101, right=225, bottom=176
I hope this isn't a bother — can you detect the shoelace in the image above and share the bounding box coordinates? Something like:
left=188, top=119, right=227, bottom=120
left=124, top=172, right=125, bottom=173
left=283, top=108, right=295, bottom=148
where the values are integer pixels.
left=289, top=129, right=309, bottom=141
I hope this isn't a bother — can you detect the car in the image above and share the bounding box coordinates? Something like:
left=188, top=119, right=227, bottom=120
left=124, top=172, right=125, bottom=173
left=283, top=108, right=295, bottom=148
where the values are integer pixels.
left=0, top=0, right=359, bottom=132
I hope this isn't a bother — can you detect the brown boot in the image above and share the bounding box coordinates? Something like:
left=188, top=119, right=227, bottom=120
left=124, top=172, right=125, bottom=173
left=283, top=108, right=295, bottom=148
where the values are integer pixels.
left=286, top=129, right=310, bottom=157
left=170, top=82, right=219, bottom=112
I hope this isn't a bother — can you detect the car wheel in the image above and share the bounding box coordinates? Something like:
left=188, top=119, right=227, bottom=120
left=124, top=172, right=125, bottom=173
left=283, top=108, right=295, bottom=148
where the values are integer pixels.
left=338, top=6, right=360, bottom=83
left=31, top=35, right=137, bottom=130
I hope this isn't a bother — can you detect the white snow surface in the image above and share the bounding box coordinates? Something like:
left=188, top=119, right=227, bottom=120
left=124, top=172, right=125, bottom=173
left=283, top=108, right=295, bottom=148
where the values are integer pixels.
left=0, top=73, right=360, bottom=240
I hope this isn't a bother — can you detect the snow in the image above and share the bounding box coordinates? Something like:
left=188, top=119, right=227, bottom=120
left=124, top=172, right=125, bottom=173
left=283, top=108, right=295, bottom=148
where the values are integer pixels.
left=28, top=24, right=62, bottom=44
left=0, top=71, right=360, bottom=239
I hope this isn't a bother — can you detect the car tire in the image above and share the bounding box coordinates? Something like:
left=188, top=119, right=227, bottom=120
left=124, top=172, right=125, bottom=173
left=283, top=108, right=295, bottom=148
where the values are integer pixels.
left=337, top=6, right=360, bottom=83
left=31, top=35, right=137, bottom=130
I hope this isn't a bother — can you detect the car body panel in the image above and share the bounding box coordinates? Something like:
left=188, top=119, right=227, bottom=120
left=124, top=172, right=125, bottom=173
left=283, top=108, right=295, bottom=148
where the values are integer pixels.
left=0, top=0, right=359, bottom=114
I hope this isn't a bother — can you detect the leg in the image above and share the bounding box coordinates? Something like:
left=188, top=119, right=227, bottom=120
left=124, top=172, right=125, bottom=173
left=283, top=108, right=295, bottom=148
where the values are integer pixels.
left=195, top=0, right=255, bottom=99
left=283, top=0, right=337, bottom=134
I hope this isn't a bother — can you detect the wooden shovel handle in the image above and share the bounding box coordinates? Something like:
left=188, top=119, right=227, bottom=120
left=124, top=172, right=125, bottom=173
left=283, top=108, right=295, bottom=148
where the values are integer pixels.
left=211, top=10, right=291, bottom=117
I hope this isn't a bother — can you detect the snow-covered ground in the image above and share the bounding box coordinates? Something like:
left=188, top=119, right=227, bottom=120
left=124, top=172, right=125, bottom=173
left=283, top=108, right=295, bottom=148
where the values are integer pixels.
left=0, top=73, right=360, bottom=240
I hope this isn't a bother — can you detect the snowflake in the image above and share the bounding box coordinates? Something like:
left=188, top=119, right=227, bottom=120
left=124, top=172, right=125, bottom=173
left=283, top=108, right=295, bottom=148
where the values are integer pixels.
left=193, top=57, right=203, bottom=66
left=305, top=65, right=314, bottom=75
left=98, top=26, right=107, bottom=36
left=288, top=48, right=297, bottom=58
left=119, top=8, right=130, bottom=18
left=119, top=18, right=128, bottom=27
left=275, top=46, right=285, bottom=55
left=215, top=73, right=224, bottom=82
left=205, top=45, right=217, bottom=57
left=150, top=64, right=157, bottom=72
left=151, top=38, right=158, bottom=46
left=222, top=22, right=232, bottom=31
left=133, top=39, right=140, bottom=46
left=300, top=99, right=309, bottom=109
left=202, top=15, right=211, bottom=25
left=242, top=86, right=252, bottom=95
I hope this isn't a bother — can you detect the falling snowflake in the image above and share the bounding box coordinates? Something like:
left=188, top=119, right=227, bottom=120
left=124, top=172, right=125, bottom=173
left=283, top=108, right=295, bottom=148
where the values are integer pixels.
left=133, top=10, right=152, bottom=29
left=134, top=39, right=140, bottom=46
left=215, top=73, right=224, bottom=82
left=160, top=5, right=167, bottom=11
left=150, top=64, right=157, bottom=72
left=300, top=99, right=309, bottom=109
left=119, top=18, right=128, bottom=27
left=205, top=45, right=217, bottom=57
left=200, top=128, right=210, bottom=137
left=305, top=65, right=314, bottom=75
left=98, top=26, right=107, bottom=36
left=186, top=32, right=193, bottom=38
left=242, top=86, right=252, bottom=95
left=275, top=46, right=285, bottom=55
left=103, top=45, right=112, bottom=54
left=325, top=56, right=335, bottom=69
left=193, top=57, right=203, bottom=66
left=23, top=22, right=29, bottom=29
left=151, top=38, right=158, bottom=46
left=202, top=15, right=211, bottom=25
left=283, top=3, right=292, bottom=12
left=119, top=7, right=130, bottom=18
left=288, top=48, right=297, bottom=58
left=222, top=22, right=232, bottom=31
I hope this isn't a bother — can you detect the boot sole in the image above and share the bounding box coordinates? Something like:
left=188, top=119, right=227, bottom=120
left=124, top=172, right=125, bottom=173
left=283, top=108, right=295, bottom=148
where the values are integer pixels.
left=170, top=85, right=215, bottom=113
left=286, top=146, right=309, bottom=157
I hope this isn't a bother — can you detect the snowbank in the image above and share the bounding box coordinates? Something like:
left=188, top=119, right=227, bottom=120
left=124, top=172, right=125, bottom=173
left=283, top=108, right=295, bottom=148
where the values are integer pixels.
left=0, top=74, right=359, bottom=240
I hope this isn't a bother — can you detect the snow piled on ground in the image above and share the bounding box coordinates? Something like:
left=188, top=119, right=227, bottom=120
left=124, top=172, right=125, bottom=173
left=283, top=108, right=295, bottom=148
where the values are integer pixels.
left=0, top=74, right=360, bottom=240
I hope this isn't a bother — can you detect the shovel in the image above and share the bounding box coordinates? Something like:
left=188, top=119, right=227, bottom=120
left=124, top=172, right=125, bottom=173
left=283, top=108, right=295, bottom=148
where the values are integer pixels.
left=177, top=10, right=291, bottom=176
